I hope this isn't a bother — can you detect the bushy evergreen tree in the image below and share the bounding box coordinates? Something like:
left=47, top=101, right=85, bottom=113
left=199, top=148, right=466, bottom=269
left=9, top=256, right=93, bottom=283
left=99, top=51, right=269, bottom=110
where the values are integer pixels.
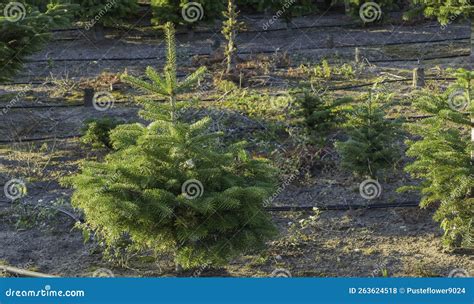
left=80, top=117, right=120, bottom=149
left=77, top=0, right=138, bottom=25
left=296, top=93, right=352, bottom=146
left=406, top=0, right=473, bottom=57
left=342, top=0, right=401, bottom=22
left=408, top=0, right=473, bottom=21
left=68, top=23, right=277, bottom=270
left=0, top=0, right=75, bottom=82
left=151, top=0, right=317, bottom=25
left=151, top=0, right=224, bottom=25
left=400, top=69, right=473, bottom=248
left=75, top=0, right=138, bottom=38
left=335, top=88, right=401, bottom=177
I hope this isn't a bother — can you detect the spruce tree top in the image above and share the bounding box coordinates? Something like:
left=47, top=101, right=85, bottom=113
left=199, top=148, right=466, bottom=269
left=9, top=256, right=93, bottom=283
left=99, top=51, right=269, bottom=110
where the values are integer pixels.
left=122, top=22, right=206, bottom=122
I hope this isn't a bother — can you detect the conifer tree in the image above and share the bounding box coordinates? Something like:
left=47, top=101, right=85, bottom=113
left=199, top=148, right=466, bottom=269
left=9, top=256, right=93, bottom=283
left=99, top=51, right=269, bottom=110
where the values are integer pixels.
left=407, top=0, right=473, bottom=58
left=151, top=0, right=224, bottom=25
left=0, top=1, right=76, bottom=82
left=75, top=0, right=138, bottom=39
left=123, top=22, right=207, bottom=123
left=335, top=88, right=401, bottom=177
left=343, top=0, right=401, bottom=22
left=296, top=93, right=352, bottom=146
left=80, top=117, right=120, bottom=149
left=400, top=69, right=473, bottom=248
left=68, top=22, right=278, bottom=270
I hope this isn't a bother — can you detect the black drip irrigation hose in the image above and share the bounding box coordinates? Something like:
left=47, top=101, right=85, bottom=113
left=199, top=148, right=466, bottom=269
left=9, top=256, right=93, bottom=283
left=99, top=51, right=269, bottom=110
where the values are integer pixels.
left=265, top=201, right=420, bottom=212
left=235, top=39, right=470, bottom=56
left=327, top=77, right=456, bottom=91
left=50, top=22, right=359, bottom=36
left=0, top=75, right=458, bottom=101
left=0, top=102, right=138, bottom=110
left=48, top=17, right=468, bottom=36
left=0, top=109, right=462, bottom=144
left=0, top=104, right=83, bottom=110
left=371, top=53, right=471, bottom=63
left=0, top=113, right=468, bottom=145
left=24, top=53, right=210, bottom=63
left=23, top=45, right=469, bottom=64
left=2, top=73, right=190, bottom=86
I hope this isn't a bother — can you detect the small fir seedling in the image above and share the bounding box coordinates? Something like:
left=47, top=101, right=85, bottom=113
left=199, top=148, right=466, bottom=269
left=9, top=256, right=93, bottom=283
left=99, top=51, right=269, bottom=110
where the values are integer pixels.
left=80, top=117, right=120, bottom=149
left=313, top=60, right=332, bottom=79
left=345, top=0, right=401, bottom=21
left=222, top=0, right=244, bottom=74
left=150, top=0, right=224, bottom=25
left=296, top=93, right=352, bottom=146
left=335, top=88, right=401, bottom=177
left=75, top=0, right=138, bottom=39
